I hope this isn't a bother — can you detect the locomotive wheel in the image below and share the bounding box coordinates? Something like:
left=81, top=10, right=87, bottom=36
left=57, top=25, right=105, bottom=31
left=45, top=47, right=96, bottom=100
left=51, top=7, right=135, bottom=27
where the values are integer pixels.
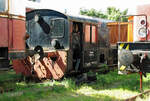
left=12, top=51, right=67, bottom=80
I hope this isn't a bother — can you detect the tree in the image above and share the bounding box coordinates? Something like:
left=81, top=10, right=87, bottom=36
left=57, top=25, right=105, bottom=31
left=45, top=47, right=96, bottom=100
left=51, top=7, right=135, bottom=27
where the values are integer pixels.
left=80, top=8, right=107, bottom=19
left=80, top=7, right=128, bottom=22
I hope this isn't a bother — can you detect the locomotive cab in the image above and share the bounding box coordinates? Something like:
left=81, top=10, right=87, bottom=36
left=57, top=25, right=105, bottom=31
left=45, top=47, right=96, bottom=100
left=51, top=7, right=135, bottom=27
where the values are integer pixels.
left=26, top=10, right=69, bottom=52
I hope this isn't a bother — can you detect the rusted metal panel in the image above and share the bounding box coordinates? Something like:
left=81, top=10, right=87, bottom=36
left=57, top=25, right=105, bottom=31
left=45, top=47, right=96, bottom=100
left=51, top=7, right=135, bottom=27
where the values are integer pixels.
left=107, top=22, right=128, bottom=45
left=92, top=25, right=97, bottom=43
left=42, top=57, right=64, bottom=79
left=66, top=50, right=73, bottom=72
left=12, top=59, right=32, bottom=76
left=84, top=24, right=97, bottom=43
left=8, top=19, right=13, bottom=49
left=99, top=23, right=109, bottom=47
left=33, top=59, right=47, bottom=79
left=12, top=51, right=67, bottom=80
left=0, top=17, right=25, bottom=56
left=10, top=19, right=26, bottom=50
left=0, top=18, right=8, bottom=47
left=47, top=51, right=67, bottom=72
left=85, top=24, right=91, bottom=43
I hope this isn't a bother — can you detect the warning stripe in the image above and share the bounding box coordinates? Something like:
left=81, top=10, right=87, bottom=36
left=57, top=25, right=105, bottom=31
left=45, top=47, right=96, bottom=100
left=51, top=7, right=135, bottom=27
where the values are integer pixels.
left=120, top=65, right=126, bottom=71
left=119, top=43, right=130, bottom=71
left=126, top=44, right=129, bottom=50
left=119, top=43, right=124, bottom=49
left=119, top=43, right=130, bottom=50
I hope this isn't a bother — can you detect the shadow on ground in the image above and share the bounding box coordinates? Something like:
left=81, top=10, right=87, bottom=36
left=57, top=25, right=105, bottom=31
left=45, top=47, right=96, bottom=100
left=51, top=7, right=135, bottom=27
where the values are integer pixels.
left=84, top=71, right=150, bottom=92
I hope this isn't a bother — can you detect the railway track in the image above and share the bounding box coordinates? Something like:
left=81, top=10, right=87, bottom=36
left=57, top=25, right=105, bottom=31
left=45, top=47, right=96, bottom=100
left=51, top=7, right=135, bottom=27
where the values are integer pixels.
left=125, top=90, right=150, bottom=101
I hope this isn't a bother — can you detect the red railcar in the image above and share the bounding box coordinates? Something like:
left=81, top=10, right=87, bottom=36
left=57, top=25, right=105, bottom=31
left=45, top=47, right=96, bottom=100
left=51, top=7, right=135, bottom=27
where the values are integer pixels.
left=0, top=0, right=26, bottom=68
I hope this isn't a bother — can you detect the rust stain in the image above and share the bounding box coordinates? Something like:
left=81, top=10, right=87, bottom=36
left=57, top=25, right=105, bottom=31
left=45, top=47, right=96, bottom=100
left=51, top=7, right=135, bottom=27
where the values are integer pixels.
left=33, top=60, right=47, bottom=79
left=12, top=51, right=67, bottom=80
left=42, top=57, right=60, bottom=80
left=0, top=18, right=9, bottom=47
left=13, top=59, right=32, bottom=76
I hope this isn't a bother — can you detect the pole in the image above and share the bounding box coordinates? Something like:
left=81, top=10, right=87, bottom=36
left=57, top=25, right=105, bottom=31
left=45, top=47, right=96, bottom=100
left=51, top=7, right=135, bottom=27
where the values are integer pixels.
left=139, top=72, right=143, bottom=92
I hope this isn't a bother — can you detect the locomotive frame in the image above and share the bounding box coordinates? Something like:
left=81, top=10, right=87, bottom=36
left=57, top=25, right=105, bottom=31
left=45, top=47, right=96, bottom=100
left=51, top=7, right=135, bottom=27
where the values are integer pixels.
left=9, top=9, right=114, bottom=80
left=0, top=0, right=116, bottom=80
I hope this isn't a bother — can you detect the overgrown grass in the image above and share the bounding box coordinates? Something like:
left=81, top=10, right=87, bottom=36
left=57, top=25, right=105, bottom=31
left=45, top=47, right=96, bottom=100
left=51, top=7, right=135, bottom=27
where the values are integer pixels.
left=95, top=70, right=140, bottom=91
left=0, top=70, right=22, bottom=91
left=0, top=69, right=21, bottom=82
left=0, top=69, right=150, bottom=101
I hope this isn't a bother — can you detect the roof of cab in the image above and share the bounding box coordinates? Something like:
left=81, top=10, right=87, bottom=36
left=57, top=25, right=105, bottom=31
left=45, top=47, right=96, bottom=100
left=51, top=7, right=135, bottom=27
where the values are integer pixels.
left=68, top=14, right=114, bottom=24
left=26, top=9, right=114, bottom=24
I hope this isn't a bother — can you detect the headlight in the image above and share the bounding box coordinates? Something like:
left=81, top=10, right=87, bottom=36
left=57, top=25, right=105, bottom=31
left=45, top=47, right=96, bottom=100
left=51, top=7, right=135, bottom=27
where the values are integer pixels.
left=140, top=19, right=146, bottom=26
left=34, top=14, right=39, bottom=22
left=118, top=49, right=133, bottom=66
left=138, top=27, right=147, bottom=38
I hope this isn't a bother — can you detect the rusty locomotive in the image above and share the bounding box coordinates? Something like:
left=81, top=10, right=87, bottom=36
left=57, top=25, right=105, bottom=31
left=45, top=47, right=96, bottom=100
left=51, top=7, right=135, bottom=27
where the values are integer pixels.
left=0, top=0, right=117, bottom=80
left=2, top=0, right=150, bottom=80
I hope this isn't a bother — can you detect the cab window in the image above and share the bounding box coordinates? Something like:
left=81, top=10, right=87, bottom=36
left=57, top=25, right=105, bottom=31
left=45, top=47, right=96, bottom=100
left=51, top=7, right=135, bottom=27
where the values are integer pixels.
left=50, top=18, right=65, bottom=38
left=85, top=24, right=97, bottom=44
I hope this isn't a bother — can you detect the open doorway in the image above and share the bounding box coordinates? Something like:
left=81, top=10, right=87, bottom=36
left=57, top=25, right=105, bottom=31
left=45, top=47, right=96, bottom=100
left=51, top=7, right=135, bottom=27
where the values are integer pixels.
left=72, top=22, right=83, bottom=72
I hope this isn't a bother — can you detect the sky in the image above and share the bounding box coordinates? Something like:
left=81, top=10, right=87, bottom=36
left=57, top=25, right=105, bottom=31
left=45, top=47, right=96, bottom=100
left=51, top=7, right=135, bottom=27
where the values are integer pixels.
left=27, top=0, right=150, bottom=15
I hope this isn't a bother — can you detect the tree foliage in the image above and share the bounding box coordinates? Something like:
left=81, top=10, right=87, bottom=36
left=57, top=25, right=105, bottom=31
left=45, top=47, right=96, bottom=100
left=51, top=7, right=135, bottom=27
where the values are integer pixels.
left=80, top=8, right=107, bottom=19
left=80, top=7, right=128, bottom=21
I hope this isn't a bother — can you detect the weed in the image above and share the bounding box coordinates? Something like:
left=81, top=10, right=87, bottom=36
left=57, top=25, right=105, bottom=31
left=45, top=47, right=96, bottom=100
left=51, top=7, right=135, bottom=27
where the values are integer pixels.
left=1, top=70, right=150, bottom=101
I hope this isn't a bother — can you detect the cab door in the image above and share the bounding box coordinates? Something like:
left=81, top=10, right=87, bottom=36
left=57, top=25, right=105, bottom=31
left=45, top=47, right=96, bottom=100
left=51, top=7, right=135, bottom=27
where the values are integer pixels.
left=83, top=24, right=98, bottom=68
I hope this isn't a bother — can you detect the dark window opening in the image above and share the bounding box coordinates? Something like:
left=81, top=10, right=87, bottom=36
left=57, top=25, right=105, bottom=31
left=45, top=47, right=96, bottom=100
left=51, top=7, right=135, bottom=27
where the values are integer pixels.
left=90, top=25, right=92, bottom=44
left=99, top=54, right=105, bottom=63
left=0, top=48, right=8, bottom=59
